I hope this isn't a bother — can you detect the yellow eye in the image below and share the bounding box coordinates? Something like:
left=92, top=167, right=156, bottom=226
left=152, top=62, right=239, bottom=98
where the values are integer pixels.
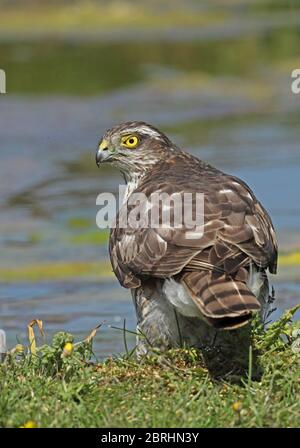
left=122, top=135, right=138, bottom=149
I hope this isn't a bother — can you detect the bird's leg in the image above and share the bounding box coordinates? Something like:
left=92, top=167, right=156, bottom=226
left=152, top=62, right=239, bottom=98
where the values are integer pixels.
left=211, top=329, right=218, bottom=347
left=131, top=281, right=184, bottom=356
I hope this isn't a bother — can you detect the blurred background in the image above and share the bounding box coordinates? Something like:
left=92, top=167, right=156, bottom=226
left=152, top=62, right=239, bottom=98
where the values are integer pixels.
left=0, top=0, right=300, bottom=357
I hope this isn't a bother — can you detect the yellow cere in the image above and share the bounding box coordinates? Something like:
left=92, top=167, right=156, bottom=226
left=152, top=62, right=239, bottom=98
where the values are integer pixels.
left=121, top=135, right=138, bottom=149
left=99, top=139, right=108, bottom=151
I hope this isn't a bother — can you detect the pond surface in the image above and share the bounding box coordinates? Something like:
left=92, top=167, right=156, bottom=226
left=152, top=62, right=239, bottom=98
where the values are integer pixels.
left=0, top=11, right=300, bottom=356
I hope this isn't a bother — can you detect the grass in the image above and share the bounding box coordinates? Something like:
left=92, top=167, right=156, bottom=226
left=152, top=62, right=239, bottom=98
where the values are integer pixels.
left=0, top=306, right=299, bottom=428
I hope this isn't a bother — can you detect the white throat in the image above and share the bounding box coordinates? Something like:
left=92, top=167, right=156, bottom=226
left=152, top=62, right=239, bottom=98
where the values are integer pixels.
left=123, top=178, right=139, bottom=203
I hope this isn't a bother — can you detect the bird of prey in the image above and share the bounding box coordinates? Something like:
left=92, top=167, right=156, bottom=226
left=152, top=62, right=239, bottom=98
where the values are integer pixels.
left=96, top=121, right=277, bottom=351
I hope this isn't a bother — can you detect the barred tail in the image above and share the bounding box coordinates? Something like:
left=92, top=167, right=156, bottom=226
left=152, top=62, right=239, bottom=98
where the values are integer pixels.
left=180, top=270, right=261, bottom=329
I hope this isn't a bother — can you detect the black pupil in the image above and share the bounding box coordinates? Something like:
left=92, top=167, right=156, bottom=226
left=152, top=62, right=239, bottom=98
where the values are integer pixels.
left=129, top=138, right=134, bottom=144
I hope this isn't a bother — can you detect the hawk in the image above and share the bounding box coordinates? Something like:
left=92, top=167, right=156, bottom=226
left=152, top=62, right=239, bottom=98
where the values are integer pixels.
left=96, top=121, right=277, bottom=352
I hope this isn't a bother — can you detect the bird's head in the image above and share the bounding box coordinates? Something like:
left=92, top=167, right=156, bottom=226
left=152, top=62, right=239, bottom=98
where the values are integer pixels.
left=96, top=121, right=174, bottom=181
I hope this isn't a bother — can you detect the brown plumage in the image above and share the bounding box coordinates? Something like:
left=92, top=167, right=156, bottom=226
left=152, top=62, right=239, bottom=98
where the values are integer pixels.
left=96, top=121, right=277, bottom=333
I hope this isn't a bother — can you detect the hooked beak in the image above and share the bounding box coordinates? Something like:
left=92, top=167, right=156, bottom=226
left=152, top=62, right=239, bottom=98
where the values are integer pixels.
left=96, top=139, right=112, bottom=167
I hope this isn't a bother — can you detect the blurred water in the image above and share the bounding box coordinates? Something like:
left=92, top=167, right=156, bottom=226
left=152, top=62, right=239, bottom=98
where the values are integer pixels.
left=0, top=18, right=300, bottom=356
left=0, top=281, right=135, bottom=359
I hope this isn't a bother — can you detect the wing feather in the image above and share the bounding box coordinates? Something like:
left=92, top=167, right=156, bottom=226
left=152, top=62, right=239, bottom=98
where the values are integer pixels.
left=109, top=156, right=277, bottom=288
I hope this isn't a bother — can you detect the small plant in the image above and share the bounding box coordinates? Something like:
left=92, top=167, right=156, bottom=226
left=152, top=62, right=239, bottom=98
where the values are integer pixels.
left=253, top=304, right=300, bottom=352
left=3, top=320, right=102, bottom=381
left=0, top=309, right=299, bottom=428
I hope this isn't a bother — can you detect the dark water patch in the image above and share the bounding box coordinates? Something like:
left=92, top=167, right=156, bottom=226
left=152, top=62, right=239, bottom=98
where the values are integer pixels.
left=0, top=281, right=135, bottom=358
left=1, top=25, right=300, bottom=94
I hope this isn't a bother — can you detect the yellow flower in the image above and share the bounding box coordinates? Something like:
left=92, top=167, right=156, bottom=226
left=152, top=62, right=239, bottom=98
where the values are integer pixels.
left=62, top=342, right=73, bottom=357
left=232, top=401, right=242, bottom=412
left=20, top=420, right=37, bottom=428
left=15, top=344, right=24, bottom=353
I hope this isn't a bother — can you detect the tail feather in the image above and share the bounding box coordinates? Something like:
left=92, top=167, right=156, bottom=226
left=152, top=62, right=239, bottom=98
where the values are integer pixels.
left=180, top=270, right=261, bottom=329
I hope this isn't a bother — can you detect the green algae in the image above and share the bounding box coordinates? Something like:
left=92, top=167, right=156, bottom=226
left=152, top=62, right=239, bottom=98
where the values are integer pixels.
left=0, top=261, right=113, bottom=282
left=0, top=252, right=299, bottom=283
left=69, top=230, right=109, bottom=245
